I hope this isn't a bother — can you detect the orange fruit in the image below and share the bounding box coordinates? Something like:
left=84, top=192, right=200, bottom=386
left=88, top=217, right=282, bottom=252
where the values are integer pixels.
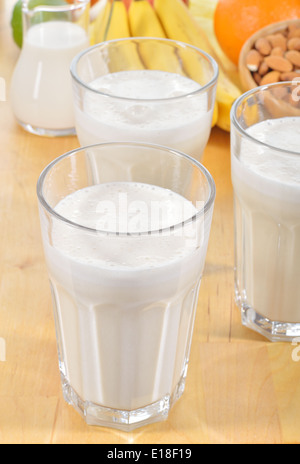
left=214, top=0, right=300, bottom=65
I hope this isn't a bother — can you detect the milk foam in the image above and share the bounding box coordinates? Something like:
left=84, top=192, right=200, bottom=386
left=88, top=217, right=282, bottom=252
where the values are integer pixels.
left=235, top=117, right=300, bottom=185
left=53, top=182, right=200, bottom=269
left=89, top=70, right=201, bottom=99
left=74, top=70, right=212, bottom=160
left=232, top=117, right=300, bottom=206
left=84, top=70, right=206, bottom=130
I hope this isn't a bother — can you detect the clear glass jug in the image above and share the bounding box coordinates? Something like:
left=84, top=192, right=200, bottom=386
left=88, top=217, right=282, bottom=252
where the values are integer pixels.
left=10, top=0, right=90, bottom=137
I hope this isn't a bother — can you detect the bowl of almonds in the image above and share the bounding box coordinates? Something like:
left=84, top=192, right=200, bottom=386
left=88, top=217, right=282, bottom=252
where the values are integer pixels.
left=239, top=19, right=300, bottom=91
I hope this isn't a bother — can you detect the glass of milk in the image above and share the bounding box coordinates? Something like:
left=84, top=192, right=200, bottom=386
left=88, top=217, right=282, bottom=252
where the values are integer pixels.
left=70, top=37, right=218, bottom=161
left=231, top=81, right=300, bottom=342
left=10, top=0, right=90, bottom=137
left=37, top=141, right=216, bottom=430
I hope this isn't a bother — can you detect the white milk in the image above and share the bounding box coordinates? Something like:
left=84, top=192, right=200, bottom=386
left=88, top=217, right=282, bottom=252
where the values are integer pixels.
left=11, top=21, right=89, bottom=131
left=231, top=117, right=300, bottom=323
left=44, top=182, right=209, bottom=410
left=74, top=70, right=213, bottom=160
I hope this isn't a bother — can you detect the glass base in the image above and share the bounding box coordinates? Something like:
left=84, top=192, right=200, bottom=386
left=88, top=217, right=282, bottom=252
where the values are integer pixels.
left=60, top=372, right=187, bottom=431
left=240, top=304, right=300, bottom=342
left=17, top=120, right=76, bottom=137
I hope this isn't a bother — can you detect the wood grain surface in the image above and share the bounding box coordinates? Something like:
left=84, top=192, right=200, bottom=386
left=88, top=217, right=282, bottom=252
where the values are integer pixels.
left=1, top=0, right=300, bottom=444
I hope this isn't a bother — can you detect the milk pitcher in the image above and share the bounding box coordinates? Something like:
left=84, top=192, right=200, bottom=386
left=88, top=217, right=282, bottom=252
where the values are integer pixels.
left=10, top=0, right=90, bottom=137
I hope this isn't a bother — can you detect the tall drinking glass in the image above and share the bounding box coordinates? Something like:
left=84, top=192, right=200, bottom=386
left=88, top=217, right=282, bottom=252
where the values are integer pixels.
left=37, top=142, right=215, bottom=430
left=10, top=0, right=90, bottom=136
left=231, top=81, right=300, bottom=342
left=70, top=37, right=218, bottom=161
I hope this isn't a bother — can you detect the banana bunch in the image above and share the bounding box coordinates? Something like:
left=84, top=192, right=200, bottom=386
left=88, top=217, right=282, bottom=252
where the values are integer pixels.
left=90, top=0, right=130, bottom=44
left=89, top=0, right=243, bottom=132
left=90, top=0, right=145, bottom=71
left=153, top=0, right=242, bottom=132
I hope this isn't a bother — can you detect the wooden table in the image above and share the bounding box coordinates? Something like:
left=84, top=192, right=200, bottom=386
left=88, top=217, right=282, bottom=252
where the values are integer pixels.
left=1, top=0, right=300, bottom=445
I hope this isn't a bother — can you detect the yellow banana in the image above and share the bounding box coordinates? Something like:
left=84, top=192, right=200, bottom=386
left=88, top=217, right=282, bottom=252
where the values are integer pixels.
left=154, top=0, right=242, bottom=131
left=189, top=0, right=241, bottom=88
left=128, top=0, right=166, bottom=38
left=91, top=0, right=113, bottom=44
left=128, top=0, right=185, bottom=74
left=102, top=0, right=130, bottom=41
left=187, top=0, right=218, bottom=20
left=216, top=71, right=242, bottom=131
left=211, top=101, right=218, bottom=127
left=89, top=0, right=109, bottom=45
left=154, top=0, right=214, bottom=56
left=106, top=41, right=145, bottom=73
left=92, top=0, right=144, bottom=72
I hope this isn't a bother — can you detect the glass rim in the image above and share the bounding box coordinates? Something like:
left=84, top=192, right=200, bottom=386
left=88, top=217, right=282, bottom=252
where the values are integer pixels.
left=70, top=37, right=219, bottom=103
left=231, top=81, right=300, bottom=157
left=36, top=141, right=216, bottom=237
left=22, top=0, right=89, bottom=14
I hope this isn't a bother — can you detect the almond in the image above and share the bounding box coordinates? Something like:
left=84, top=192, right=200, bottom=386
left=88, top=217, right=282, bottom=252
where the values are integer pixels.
left=260, top=70, right=281, bottom=85
left=266, top=33, right=287, bottom=51
left=255, top=37, right=271, bottom=56
left=287, top=37, right=300, bottom=51
left=288, top=24, right=300, bottom=39
left=246, top=49, right=263, bottom=72
left=264, top=55, right=293, bottom=72
left=270, top=86, right=288, bottom=99
left=253, top=72, right=261, bottom=85
left=258, top=60, right=269, bottom=76
left=285, top=50, right=300, bottom=67
left=280, top=71, right=300, bottom=81
left=271, top=46, right=284, bottom=57
left=245, top=23, right=300, bottom=88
